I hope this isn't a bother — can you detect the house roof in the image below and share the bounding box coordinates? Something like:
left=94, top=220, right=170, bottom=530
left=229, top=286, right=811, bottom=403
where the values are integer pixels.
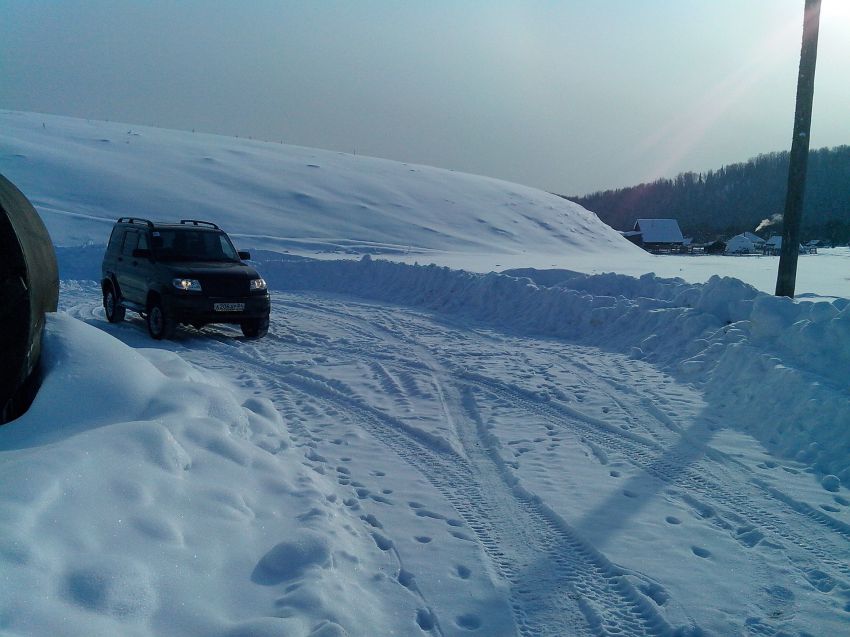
left=766, top=235, right=782, bottom=248
left=633, top=219, right=684, bottom=244
left=725, top=234, right=756, bottom=253
left=743, top=232, right=765, bottom=244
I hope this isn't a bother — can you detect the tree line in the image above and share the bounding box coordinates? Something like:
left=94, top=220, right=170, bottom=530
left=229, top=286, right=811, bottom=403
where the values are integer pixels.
left=567, top=146, right=850, bottom=245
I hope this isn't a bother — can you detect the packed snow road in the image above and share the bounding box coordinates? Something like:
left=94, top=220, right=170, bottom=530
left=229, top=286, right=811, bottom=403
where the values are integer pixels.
left=60, top=281, right=850, bottom=636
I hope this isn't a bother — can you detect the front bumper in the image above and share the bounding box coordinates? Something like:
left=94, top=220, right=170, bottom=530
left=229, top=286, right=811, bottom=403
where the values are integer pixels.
left=164, top=292, right=270, bottom=324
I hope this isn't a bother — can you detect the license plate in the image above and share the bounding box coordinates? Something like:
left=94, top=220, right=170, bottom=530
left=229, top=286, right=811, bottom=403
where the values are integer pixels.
left=214, top=303, right=245, bottom=312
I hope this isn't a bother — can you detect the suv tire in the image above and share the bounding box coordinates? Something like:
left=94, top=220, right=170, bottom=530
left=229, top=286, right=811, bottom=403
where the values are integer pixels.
left=241, top=317, right=269, bottom=339
left=103, top=284, right=126, bottom=323
left=147, top=299, right=176, bottom=340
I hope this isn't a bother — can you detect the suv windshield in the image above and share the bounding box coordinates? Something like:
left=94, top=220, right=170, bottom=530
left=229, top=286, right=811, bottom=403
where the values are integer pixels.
left=152, top=229, right=240, bottom=262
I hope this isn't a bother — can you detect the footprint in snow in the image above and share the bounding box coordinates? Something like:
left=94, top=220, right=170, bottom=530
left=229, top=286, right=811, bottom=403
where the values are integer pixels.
left=398, top=569, right=416, bottom=589
left=456, top=613, right=482, bottom=630
left=63, top=557, right=156, bottom=619
left=371, top=532, right=393, bottom=551
left=361, top=514, right=382, bottom=529
left=450, top=530, right=474, bottom=542
left=415, top=509, right=445, bottom=520
left=416, top=608, right=435, bottom=631
left=251, top=533, right=331, bottom=585
left=639, top=582, right=669, bottom=606
left=804, top=569, right=836, bottom=593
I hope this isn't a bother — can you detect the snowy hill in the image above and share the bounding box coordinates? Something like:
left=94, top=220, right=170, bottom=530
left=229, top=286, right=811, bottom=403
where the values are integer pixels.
left=2, top=112, right=850, bottom=636
left=1, top=110, right=632, bottom=260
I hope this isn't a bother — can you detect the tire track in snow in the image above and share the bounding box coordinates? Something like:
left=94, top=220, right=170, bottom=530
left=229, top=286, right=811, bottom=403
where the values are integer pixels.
left=281, top=294, right=850, bottom=627
left=464, top=373, right=850, bottom=584
left=278, top=366, right=675, bottom=637
left=182, top=320, right=678, bottom=636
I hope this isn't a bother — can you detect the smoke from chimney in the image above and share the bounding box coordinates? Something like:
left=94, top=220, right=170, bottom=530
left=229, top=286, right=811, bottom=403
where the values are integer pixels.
left=755, top=214, right=783, bottom=234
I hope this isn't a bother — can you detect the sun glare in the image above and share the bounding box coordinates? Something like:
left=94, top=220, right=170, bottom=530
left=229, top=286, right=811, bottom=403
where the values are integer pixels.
left=630, top=10, right=812, bottom=183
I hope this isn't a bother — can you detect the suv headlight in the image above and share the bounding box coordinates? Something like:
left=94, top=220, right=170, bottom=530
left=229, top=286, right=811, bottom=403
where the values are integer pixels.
left=250, top=278, right=267, bottom=291
left=172, top=278, right=202, bottom=291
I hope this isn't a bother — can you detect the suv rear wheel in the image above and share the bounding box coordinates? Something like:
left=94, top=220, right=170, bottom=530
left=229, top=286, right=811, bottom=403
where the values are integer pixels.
left=241, top=317, right=269, bottom=339
left=103, top=284, right=125, bottom=323
left=147, top=298, right=176, bottom=340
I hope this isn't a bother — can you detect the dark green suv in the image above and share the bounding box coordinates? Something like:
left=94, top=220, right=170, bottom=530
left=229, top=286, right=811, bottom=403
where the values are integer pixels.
left=101, top=218, right=271, bottom=339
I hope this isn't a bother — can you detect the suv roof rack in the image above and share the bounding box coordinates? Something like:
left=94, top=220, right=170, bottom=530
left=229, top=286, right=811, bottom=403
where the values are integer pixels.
left=180, top=219, right=220, bottom=229
left=117, top=217, right=154, bottom=227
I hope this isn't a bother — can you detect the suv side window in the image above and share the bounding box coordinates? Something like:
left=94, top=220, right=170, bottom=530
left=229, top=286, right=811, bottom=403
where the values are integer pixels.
left=121, top=231, right=139, bottom=257
left=107, top=227, right=122, bottom=252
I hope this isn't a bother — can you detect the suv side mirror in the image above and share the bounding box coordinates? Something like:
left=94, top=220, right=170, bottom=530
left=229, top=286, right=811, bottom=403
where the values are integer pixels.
left=238, top=250, right=250, bottom=260
left=133, top=248, right=152, bottom=259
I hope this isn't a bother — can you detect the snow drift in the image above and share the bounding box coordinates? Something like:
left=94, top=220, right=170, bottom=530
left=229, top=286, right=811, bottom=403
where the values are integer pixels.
left=0, top=314, right=418, bottom=637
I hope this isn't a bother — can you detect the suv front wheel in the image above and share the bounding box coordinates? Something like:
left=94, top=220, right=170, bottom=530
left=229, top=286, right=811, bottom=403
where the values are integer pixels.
left=103, top=284, right=126, bottom=323
left=241, top=317, right=269, bottom=339
left=147, top=298, right=176, bottom=340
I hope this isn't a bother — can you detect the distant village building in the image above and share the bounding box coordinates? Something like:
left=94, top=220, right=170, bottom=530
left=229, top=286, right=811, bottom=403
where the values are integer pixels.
left=763, top=235, right=782, bottom=255
left=742, top=232, right=766, bottom=249
left=625, top=219, right=685, bottom=253
left=725, top=233, right=758, bottom=254
left=763, top=235, right=809, bottom=255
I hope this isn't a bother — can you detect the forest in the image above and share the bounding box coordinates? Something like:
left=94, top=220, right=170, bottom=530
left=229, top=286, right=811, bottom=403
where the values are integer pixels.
left=569, top=146, right=850, bottom=245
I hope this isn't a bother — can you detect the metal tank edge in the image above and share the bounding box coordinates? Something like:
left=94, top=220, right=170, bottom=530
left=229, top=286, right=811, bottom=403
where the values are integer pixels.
left=0, top=173, right=59, bottom=423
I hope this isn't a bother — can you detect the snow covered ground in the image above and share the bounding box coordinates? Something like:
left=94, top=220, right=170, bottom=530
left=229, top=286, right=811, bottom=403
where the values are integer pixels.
left=2, top=112, right=849, bottom=636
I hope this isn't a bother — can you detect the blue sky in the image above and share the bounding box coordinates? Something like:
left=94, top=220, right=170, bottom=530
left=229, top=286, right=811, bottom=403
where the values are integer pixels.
left=2, top=1, right=848, bottom=194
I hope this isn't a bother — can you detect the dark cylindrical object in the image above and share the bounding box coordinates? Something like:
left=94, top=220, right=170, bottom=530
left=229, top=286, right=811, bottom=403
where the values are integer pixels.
left=1, top=173, right=59, bottom=423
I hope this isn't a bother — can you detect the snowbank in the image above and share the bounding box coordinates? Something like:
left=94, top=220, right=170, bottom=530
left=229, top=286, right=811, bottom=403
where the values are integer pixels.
left=0, top=315, right=421, bottom=637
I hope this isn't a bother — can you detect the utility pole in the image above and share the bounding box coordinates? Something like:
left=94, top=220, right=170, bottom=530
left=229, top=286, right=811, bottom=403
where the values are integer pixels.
left=775, top=0, right=822, bottom=298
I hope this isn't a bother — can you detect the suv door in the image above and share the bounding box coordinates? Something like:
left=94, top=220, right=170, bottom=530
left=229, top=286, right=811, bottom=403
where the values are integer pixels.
left=116, top=229, right=147, bottom=304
